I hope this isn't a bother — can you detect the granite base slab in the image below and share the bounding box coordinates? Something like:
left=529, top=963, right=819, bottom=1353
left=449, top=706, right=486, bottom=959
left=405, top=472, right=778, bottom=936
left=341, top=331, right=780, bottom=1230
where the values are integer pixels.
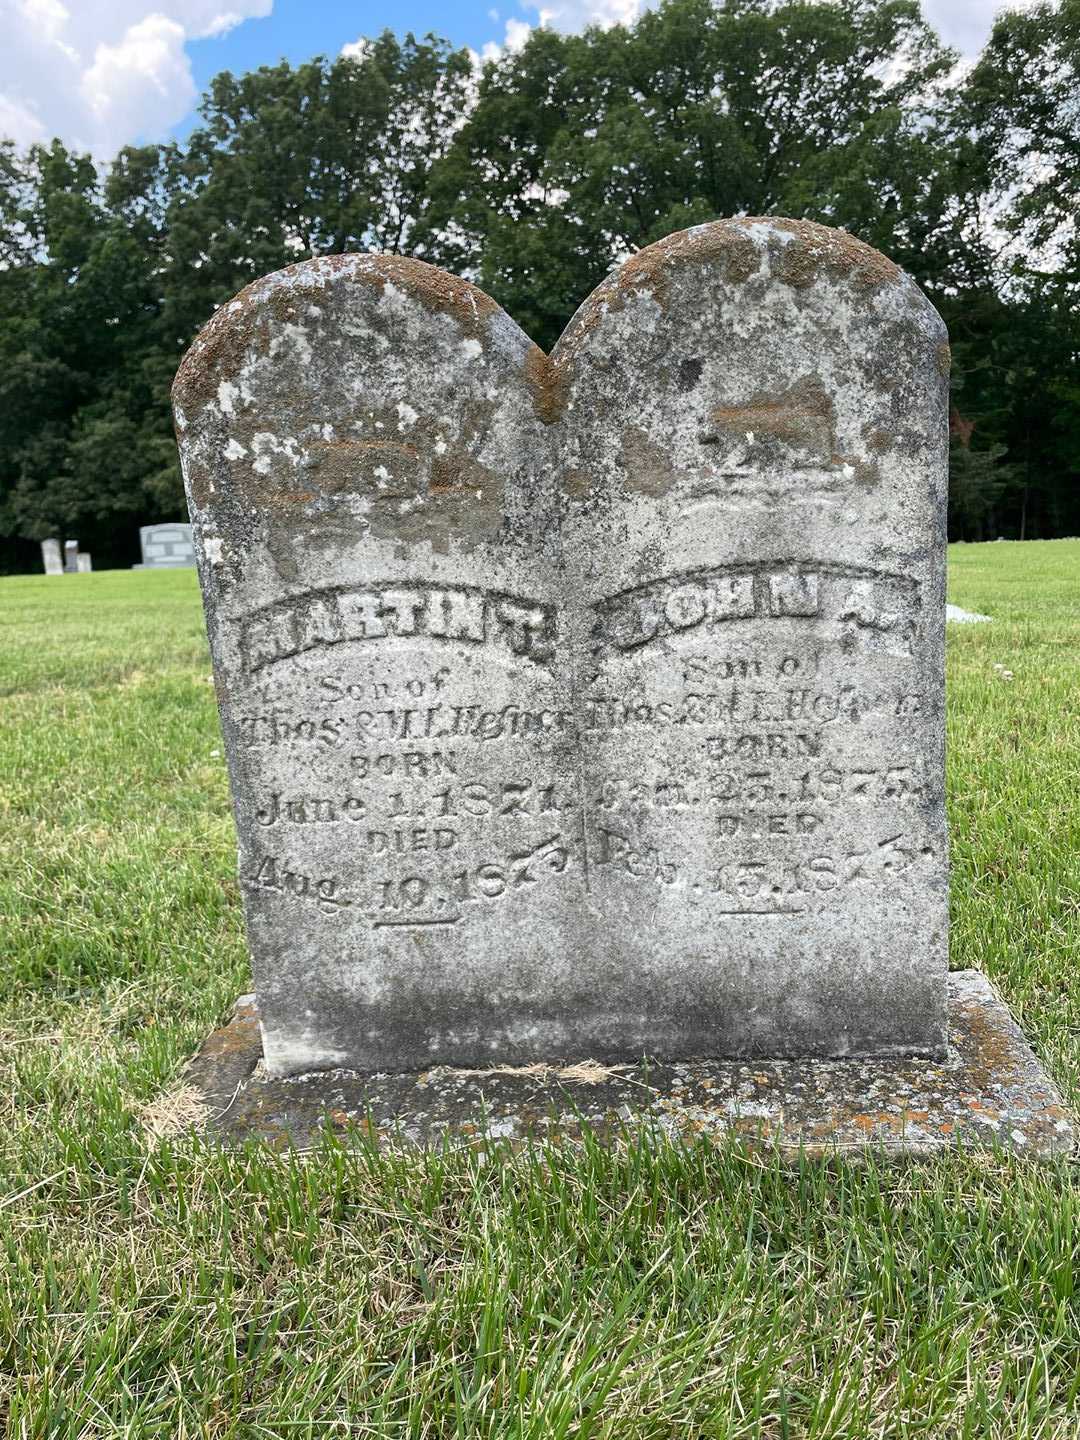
left=183, top=971, right=1074, bottom=1157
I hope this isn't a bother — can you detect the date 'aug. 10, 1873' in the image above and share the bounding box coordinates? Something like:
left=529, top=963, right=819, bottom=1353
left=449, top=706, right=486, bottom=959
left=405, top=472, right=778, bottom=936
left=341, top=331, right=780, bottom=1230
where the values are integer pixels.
left=174, top=217, right=949, bottom=1076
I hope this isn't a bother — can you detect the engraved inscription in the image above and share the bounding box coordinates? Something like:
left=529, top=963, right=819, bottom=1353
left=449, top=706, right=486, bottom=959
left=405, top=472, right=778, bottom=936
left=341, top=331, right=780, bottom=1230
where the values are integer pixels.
left=245, top=855, right=352, bottom=912
left=242, top=582, right=557, bottom=673
left=592, top=563, right=918, bottom=657
left=593, top=822, right=934, bottom=914
left=232, top=621, right=932, bottom=931
left=574, top=555, right=936, bottom=929
left=374, top=834, right=569, bottom=929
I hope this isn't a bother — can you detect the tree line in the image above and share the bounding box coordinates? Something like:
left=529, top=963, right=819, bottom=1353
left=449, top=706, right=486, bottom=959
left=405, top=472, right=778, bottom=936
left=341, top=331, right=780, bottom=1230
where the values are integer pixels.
left=1, top=0, right=1077, bottom=571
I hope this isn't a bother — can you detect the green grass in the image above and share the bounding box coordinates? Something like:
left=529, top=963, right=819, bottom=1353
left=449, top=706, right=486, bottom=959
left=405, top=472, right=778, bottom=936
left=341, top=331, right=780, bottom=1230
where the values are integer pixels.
left=0, top=545, right=1077, bottom=1438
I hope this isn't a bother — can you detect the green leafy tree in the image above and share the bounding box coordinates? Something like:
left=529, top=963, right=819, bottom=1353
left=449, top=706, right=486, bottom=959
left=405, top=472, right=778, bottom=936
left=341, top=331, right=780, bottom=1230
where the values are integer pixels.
left=163, top=34, right=475, bottom=342
left=0, top=142, right=184, bottom=565
left=423, top=0, right=966, bottom=345
left=1, top=2, right=1079, bottom=568
left=963, top=0, right=1080, bottom=278
left=947, top=439, right=1018, bottom=543
left=948, top=0, right=1080, bottom=539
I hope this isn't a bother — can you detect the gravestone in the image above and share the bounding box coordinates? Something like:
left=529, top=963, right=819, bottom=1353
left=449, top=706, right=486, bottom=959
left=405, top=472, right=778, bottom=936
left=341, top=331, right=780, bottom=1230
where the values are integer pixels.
left=41, top=539, right=62, bottom=576
left=174, top=220, right=950, bottom=1078
left=136, top=522, right=196, bottom=568
left=76, top=553, right=92, bottom=573
left=63, top=541, right=79, bottom=574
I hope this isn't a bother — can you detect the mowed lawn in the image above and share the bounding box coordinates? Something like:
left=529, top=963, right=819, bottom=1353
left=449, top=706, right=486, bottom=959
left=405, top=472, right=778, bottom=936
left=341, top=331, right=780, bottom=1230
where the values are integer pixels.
left=0, top=542, right=1077, bottom=1438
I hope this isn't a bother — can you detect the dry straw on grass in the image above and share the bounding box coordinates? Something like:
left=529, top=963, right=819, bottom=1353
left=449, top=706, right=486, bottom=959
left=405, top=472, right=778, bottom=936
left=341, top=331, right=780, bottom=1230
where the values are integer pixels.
left=427, top=1059, right=635, bottom=1085
left=139, top=1082, right=210, bottom=1143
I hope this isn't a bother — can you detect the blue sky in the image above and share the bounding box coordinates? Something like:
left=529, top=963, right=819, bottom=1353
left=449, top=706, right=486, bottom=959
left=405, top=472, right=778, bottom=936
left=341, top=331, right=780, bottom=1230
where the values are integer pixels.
left=185, top=0, right=514, bottom=101
left=175, top=1, right=508, bottom=141
left=0, top=0, right=1029, bottom=161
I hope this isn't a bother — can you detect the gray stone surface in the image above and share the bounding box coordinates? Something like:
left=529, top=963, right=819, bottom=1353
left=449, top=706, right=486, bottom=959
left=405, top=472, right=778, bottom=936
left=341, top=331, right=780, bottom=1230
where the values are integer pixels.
left=63, top=540, right=79, bottom=574
left=173, top=219, right=949, bottom=1077
left=184, top=972, right=1074, bottom=1157
left=41, top=539, right=62, bottom=576
left=137, top=522, right=196, bottom=568
left=76, top=553, right=92, bottom=573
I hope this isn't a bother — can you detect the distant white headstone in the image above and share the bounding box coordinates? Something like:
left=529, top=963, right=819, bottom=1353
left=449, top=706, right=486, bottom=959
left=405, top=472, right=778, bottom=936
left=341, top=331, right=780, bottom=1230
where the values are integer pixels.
left=63, top=541, right=79, bottom=574
left=76, top=553, right=92, bottom=573
left=946, top=604, right=991, bottom=625
left=137, top=523, right=195, bottom=569
left=41, top=539, right=63, bottom=576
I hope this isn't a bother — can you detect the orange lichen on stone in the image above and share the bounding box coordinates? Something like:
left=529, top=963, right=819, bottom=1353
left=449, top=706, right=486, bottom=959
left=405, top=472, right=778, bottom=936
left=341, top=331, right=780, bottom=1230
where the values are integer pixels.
left=608, top=220, right=761, bottom=304
left=709, top=375, right=836, bottom=454
left=524, top=345, right=571, bottom=425
left=198, top=1004, right=261, bottom=1059
left=354, top=254, right=501, bottom=339
left=174, top=252, right=503, bottom=417
left=553, top=217, right=902, bottom=363
left=761, top=217, right=901, bottom=290
left=559, top=468, right=594, bottom=501
left=182, top=975, right=1073, bottom=1158
left=960, top=998, right=1025, bottom=1081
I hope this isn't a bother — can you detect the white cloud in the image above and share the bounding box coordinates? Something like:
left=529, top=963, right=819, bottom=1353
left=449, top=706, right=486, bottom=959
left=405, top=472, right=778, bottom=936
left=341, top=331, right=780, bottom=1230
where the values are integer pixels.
left=341, top=36, right=373, bottom=62
left=0, top=0, right=272, bottom=156
left=81, top=17, right=196, bottom=147
left=0, top=90, right=45, bottom=147
left=526, top=0, right=636, bottom=28
left=504, top=17, right=533, bottom=51
left=467, top=13, right=535, bottom=65
left=921, top=0, right=1040, bottom=54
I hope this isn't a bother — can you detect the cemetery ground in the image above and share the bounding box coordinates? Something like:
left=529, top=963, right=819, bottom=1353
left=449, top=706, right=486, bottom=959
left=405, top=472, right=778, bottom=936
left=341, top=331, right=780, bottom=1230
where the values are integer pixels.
left=0, top=542, right=1077, bottom=1438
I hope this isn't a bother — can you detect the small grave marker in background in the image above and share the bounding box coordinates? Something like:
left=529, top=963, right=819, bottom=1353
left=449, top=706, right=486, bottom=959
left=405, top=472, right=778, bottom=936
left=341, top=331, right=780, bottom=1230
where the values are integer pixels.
left=946, top=604, right=991, bottom=624
left=136, top=523, right=196, bottom=569
left=41, top=539, right=62, bottom=576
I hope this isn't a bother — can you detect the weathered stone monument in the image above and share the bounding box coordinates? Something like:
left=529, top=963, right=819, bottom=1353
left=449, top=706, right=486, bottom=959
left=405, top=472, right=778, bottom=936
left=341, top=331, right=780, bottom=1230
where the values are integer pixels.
left=175, top=218, right=948, bottom=1074
left=63, top=540, right=79, bottom=574
left=76, top=553, right=92, bottom=573
left=136, top=523, right=196, bottom=569
left=175, top=220, right=1072, bottom=1154
left=41, top=539, right=62, bottom=576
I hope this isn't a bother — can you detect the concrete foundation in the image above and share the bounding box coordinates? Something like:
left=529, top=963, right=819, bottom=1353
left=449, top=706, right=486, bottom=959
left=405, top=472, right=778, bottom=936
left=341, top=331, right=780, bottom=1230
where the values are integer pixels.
left=182, top=970, right=1073, bottom=1158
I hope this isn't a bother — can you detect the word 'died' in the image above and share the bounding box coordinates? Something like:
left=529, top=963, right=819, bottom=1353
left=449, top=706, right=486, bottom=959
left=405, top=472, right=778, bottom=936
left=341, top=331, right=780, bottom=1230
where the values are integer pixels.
left=241, top=582, right=556, bottom=673
left=592, top=564, right=919, bottom=655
